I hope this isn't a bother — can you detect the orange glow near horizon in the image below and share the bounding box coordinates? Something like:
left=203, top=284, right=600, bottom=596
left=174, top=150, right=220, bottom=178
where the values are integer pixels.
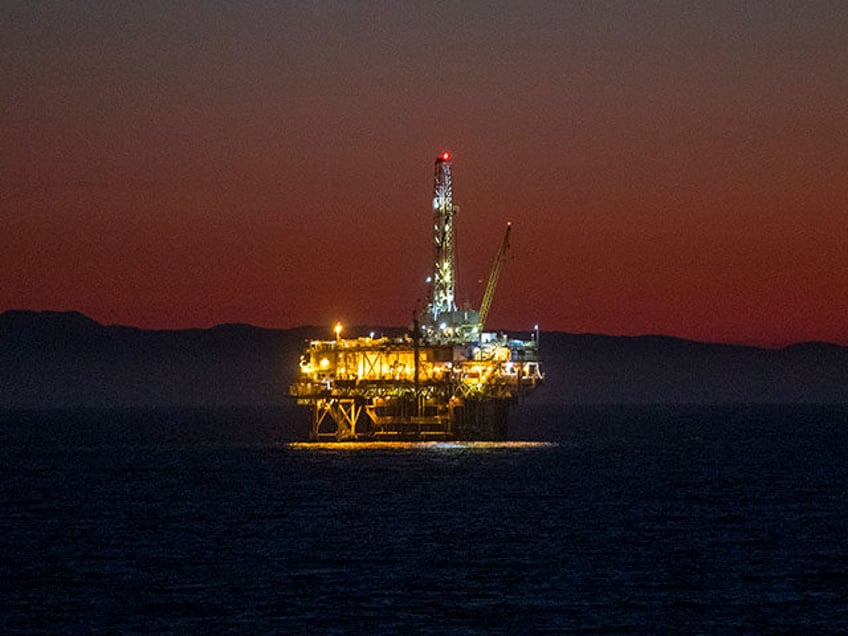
left=3, top=4, right=848, bottom=346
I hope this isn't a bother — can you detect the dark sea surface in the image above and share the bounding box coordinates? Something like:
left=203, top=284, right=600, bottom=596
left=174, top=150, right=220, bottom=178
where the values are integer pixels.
left=1, top=404, right=847, bottom=634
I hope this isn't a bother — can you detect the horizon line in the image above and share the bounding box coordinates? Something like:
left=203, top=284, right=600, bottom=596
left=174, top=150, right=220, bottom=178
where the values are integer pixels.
left=1, top=308, right=845, bottom=351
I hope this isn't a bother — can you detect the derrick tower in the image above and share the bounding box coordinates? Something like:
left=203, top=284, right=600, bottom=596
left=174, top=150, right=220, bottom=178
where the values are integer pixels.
left=429, top=152, right=458, bottom=323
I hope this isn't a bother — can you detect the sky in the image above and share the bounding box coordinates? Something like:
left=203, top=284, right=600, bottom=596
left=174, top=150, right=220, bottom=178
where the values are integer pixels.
left=2, top=1, right=847, bottom=345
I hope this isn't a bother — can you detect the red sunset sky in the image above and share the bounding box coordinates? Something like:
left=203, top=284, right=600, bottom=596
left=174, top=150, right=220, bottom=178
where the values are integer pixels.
left=2, top=2, right=847, bottom=345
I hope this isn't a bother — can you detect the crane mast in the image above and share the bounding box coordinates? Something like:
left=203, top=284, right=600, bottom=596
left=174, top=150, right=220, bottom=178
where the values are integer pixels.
left=479, top=222, right=512, bottom=330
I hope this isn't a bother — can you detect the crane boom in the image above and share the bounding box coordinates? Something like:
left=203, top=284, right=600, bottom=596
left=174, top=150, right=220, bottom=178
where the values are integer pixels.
left=478, top=222, right=512, bottom=330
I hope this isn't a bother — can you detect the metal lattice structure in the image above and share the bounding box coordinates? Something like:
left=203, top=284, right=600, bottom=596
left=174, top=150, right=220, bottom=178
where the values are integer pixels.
left=290, top=330, right=543, bottom=441
left=479, top=222, right=511, bottom=330
left=429, top=152, right=458, bottom=322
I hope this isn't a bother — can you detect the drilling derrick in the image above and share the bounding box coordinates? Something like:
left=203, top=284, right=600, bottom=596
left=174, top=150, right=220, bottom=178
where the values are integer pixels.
left=289, top=152, right=544, bottom=442
left=429, top=152, right=458, bottom=322
left=422, top=152, right=480, bottom=343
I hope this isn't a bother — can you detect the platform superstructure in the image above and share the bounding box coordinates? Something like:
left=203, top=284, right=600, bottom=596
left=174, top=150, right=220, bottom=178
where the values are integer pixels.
left=289, top=153, right=543, bottom=441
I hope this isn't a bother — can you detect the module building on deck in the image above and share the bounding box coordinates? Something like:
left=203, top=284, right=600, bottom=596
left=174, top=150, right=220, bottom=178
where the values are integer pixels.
left=290, top=329, right=542, bottom=440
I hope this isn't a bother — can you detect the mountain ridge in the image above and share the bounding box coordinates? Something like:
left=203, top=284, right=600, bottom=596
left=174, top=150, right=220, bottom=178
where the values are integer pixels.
left=1, top=310, right=846, bottom=407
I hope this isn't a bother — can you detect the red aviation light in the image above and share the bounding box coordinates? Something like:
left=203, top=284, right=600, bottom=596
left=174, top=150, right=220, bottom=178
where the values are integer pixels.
left=441, top=151, right=451, bottom=161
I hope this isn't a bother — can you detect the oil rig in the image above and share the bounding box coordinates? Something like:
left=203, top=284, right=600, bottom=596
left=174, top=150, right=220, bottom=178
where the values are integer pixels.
left=289, top=152, right=543, bottom=441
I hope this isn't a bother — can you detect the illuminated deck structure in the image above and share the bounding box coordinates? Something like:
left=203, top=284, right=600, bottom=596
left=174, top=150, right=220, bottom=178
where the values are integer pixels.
left=289, top=153, right=543, bottom=441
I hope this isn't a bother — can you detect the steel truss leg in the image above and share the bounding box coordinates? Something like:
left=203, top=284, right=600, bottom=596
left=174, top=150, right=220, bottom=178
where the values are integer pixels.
left=327, top=398, right=361, bottom=440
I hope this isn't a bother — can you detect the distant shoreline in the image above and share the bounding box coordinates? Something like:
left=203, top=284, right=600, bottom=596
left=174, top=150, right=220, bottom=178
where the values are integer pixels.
left=2, top=310, right=847, bottom=408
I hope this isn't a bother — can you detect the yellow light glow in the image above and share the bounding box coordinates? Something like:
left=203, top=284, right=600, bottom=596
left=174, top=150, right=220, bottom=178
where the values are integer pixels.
left=287, top=441, right=557, bottom=451
left=334, top=322, right=343, bottom=336
left=319, top=357, right=330, bottom=370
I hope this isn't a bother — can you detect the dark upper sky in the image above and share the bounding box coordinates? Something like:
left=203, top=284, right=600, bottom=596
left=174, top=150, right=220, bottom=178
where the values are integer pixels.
left=3, top=1, right=847, bottom=345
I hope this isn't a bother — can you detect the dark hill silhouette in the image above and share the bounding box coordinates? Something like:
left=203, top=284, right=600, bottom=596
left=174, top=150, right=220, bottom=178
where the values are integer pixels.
left=1, top=310, right=846, bottom=407
left=535, top=332, right=847, bottom=404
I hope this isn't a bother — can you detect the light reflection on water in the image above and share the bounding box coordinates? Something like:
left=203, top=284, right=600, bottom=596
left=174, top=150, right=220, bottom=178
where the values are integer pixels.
left=287, top=441, right=556, bottom=451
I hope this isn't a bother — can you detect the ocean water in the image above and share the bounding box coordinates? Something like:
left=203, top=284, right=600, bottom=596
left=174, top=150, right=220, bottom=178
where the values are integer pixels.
left=1, top=405, right=846, bottom=633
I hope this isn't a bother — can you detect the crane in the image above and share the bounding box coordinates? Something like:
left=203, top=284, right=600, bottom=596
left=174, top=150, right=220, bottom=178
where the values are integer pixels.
left=478, top=222, right=512, bottom=331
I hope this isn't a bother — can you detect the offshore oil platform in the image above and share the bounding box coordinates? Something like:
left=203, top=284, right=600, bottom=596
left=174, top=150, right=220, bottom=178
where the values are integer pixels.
left=289, top=152, right=543, bottom=441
